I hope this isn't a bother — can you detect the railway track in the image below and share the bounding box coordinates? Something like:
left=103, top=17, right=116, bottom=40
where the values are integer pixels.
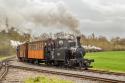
left=48, top=64, right=125, bottom=76
left=0, top=56, right=15, bottom=81
left=1, top=57, right=125, bottom=83
left=25, top=62, right=125, bottom=77
left=0, top=61, right=9, bottom=81
left=9, top=63, right=125, bottom=83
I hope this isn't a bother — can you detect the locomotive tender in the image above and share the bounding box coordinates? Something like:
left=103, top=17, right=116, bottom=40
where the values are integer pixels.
left=17, top=36, right=94, bottom=69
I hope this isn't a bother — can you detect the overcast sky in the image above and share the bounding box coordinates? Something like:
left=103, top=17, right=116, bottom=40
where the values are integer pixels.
left=0, top=0, right=125, bottom=38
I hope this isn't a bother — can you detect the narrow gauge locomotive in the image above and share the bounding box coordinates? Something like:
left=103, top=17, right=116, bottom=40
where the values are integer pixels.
left=17, top=36, right=94, bottom=69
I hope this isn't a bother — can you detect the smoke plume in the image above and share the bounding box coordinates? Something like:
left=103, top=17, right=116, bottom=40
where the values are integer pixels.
left=0, top=0, right=80, bottom=34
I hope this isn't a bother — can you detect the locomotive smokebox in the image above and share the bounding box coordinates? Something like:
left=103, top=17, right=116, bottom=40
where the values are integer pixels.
left=76, top=36, right=81, bottom=47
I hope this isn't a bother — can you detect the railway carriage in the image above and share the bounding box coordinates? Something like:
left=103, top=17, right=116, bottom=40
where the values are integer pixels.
left=17, top=43, right=28, bottom=61
left=17, top=36, right=94, bottom=69
left=28, top=41, right=45, bottom=63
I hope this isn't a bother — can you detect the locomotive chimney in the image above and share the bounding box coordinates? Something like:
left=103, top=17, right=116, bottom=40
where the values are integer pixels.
left=76, top=36, right=81, bottom=47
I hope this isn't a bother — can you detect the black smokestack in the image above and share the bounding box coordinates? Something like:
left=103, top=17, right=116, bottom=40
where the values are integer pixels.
left=77, top=36, right=81, bottom=47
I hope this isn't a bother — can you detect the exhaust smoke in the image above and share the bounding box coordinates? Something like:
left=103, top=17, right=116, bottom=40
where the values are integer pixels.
left=0, top=0, right=80, bottom=34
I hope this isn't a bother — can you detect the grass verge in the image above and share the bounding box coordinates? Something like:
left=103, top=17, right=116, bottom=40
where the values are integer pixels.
left=25, top=76, right=73, bottom=83
left=0, top=55, right=15, bottom=61
left=85, top=51, right=125, bottom=72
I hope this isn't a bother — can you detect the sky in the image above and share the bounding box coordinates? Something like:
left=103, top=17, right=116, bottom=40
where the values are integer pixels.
left=0, top=0, right=125, bottom=38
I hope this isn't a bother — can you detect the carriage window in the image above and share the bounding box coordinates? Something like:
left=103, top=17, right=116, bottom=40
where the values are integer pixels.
left=29, top=44, right=32, bottom=50
left=29, top=44, right=36, bottom=50
left=37, top=43, right=39, bottom=50
left=39, top=42, right=43, bottom=50
left=32, top=44, right=35, bottom=50
left=35, top=44, right=37, bottom=50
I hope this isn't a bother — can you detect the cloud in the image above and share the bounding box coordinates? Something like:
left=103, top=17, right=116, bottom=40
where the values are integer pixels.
left=79, top=0, right=125, bottom=38
left=82, top=0, right=125, bottom=14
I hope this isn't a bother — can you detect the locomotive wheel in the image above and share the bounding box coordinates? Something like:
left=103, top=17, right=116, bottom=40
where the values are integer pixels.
left=45, top=61, right=51, bottom=66
left=18, top=58, right=22, bottom=62
left=54, top=61, right=58, bottom=66
left=79, top=62, right=82, bottom=69
left=85, top=67, right=88, bottom=70
left=29, top=60, right=34, bottom=64
left=84, top=63, right=89, bottom=70
left=84, top=65, right=88, bottom=70
left=34, top=60, right=39, bottom=65
left=45, top=60, right=48, bottom=65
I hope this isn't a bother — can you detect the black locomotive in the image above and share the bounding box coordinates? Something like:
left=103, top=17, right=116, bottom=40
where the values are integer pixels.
left=44, top=36, right=94, bottom=69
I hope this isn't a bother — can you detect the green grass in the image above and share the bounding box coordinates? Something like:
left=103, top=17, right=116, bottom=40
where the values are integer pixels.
left=0, top=55, right=15, bottom=61
left=85, top=51, right=125, bottom=72
left=0, top=55, right=6, bottom=61
left=25, top=76, right=73, bottom=83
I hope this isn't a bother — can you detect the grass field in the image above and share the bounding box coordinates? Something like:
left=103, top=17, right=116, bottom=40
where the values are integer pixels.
left=85, top=51, right=125, bottom=72
left=25, top=76, right=73, bottom=83
left=0, top=55, right=6, bottom=61
left=0, top=55, right=15, bottom=61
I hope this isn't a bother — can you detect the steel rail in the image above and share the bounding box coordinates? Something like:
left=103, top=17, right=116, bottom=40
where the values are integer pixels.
left=87, top=69, right=125, bottom=76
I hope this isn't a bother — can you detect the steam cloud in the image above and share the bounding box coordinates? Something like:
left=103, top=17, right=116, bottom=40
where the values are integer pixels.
left=0, top=0, right=80, bottom=34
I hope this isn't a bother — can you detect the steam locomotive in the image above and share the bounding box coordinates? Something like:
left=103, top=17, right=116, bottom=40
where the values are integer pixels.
left=17, top=36, right=94, bottom=69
